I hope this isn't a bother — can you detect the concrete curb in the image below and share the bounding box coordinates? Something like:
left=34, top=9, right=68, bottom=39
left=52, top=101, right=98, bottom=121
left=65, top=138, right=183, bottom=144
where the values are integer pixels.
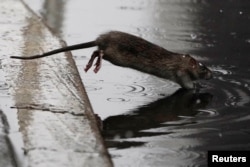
left=0, top=0, right=112, bottom=166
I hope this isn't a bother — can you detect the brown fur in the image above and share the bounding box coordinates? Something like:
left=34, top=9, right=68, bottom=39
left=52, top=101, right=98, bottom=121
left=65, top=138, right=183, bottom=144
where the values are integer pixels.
left=11, top=31, right=212, bottom=89
left=96, top=31, right=212, bottom=88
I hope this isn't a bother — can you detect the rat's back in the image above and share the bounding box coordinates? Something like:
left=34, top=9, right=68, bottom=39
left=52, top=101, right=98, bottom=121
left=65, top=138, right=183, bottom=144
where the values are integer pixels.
left=95, top=31, right=180, bottom=80
left=96, top=31, right=174, bottom=59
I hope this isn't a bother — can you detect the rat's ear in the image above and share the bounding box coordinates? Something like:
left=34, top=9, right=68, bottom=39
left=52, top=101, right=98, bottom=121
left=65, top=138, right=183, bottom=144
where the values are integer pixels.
left=189, top=57, right=197, bottom=68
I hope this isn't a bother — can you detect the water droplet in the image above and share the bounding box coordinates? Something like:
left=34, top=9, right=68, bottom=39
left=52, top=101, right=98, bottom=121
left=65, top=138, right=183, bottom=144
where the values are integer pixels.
left=245, top=39, right=250, bottom=43
left=196, top=99, right=201, bottom=104
left=239, top=11, right=243, bottom=15
left=114, top=134, right=121, bottom=140
left=107, top=98, right=130, bottom=102
left=207, top=43, right=215, bottom=47
left=230, top=32, right=237, bottom=36
left=219, top=9, right=223, bottom=13
left=125, top=130, right=134, bottom=138
left=190, top=34, right=197, bottom=40
left=218, top=133, right=222, bottom=137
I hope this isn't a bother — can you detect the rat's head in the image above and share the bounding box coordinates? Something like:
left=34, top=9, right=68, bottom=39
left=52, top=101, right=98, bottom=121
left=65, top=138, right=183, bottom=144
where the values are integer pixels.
left=181, top=54, right=213, bottom=81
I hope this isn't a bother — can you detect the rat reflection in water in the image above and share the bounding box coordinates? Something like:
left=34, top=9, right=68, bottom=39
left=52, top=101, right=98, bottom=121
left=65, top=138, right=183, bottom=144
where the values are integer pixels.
left=102, top=89, right=212, bottom=148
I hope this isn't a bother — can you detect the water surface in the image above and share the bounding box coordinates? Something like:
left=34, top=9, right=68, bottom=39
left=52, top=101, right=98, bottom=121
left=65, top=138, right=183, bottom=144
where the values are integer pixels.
left=25, top=0, right=250, bottom=166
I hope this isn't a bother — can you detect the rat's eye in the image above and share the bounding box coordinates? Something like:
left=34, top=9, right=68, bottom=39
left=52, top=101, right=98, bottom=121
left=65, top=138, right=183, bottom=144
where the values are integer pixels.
left=199, top=63, right=207, bottom=72
left=182, top=54, right=191, bottom=58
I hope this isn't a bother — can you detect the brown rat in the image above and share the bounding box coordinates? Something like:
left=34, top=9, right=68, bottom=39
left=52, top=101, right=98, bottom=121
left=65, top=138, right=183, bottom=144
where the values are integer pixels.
left=11, top=31, right=212, bottom=89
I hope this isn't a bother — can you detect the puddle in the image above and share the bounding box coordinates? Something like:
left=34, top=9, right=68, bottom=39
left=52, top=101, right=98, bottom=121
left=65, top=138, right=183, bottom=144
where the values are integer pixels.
left=25, top=0, right=250, bottom=166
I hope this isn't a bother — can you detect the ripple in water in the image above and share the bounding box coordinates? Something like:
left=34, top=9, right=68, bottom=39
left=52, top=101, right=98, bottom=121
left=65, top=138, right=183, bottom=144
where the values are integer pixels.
left=107, top=97, right=130, bottom=102
left=115, top=78, right=178, bottom=98
left=210, top=65, right=250, bottom=108
left=196, top=109, right=218, bottom=117
left=115, top=84, right=146, bottom=93
left=118, top=84, right=149, bottom=97
left=211, top=65, right=234, bottom=75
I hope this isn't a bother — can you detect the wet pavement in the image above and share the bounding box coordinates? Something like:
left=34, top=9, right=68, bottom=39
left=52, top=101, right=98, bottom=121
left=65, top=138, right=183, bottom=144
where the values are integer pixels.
left=16, top=0, right=250, bottom=166
left=0, top=0, right=112, bottom=167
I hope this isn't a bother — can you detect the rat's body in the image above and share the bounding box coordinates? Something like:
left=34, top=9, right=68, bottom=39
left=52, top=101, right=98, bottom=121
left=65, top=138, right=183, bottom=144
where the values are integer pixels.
left=11, top=31, right=212, bottom=89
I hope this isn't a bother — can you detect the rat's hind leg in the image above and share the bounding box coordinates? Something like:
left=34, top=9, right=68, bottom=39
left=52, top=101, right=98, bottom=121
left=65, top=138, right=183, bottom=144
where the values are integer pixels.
left=93, top=50, right=104, bottom=73
left=84, top=51, right=99, bottom=72
left=84, top=50, right=104, bottom=73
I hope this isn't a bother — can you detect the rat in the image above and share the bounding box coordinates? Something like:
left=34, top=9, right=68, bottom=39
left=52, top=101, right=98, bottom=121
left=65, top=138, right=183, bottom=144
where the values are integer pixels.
left=10, top=31, right=212, bottom=89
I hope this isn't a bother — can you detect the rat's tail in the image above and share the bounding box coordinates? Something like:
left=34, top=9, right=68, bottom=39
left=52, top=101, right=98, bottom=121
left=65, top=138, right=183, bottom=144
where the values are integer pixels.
left=10, top=41, right=97, bottom=60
